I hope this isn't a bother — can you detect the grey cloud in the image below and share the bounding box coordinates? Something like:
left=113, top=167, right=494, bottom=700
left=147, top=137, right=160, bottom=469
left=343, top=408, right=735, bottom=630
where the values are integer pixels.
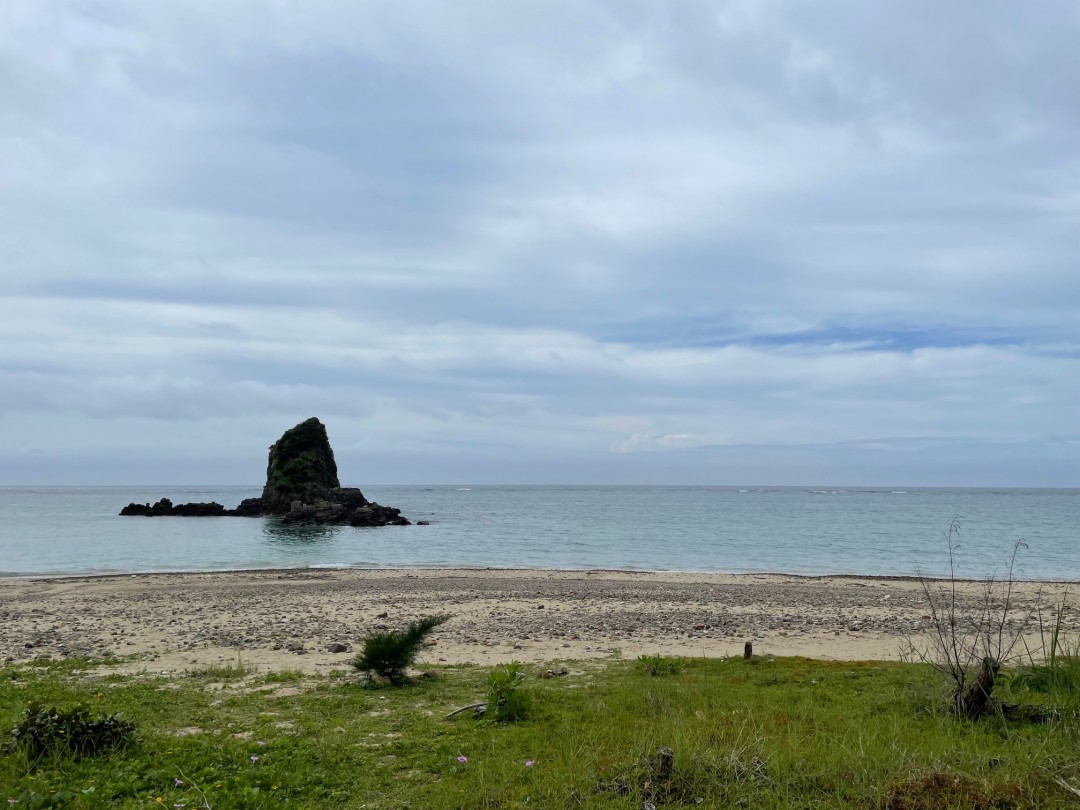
left=2, top=1, right=1079, bottom=484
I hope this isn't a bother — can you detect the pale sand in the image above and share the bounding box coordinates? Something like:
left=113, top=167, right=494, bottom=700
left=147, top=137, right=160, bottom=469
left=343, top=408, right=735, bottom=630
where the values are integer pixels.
left=1, top=569, right=1075, bottom=675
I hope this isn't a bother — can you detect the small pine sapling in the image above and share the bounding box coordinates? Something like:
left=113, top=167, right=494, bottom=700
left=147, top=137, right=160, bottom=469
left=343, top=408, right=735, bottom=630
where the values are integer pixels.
left=352, top=614, right=450, bottom=684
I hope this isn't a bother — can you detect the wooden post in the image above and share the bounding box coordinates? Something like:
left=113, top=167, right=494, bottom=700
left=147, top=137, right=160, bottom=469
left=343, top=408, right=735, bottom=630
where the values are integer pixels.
left=743, top=641, right=753, bottom=659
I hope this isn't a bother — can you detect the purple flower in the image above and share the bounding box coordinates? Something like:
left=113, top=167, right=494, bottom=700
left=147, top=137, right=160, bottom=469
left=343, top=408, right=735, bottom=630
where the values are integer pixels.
left=457, top=755, right=467, bottom=763
left=525, top=760, right=534, bottom=767
left=174, top=778, right=184, bottom=787
left=257, top=740, right=266, bottom=746
left=250, top=755, right=260, bottom=763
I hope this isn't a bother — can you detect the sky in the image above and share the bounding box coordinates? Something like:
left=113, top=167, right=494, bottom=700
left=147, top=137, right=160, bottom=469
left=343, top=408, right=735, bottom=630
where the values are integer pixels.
left=1, top=1, right=1079, bottom=487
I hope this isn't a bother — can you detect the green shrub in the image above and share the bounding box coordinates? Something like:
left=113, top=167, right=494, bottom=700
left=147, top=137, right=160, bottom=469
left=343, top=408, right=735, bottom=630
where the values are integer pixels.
left=8, top=703, right=136, bottom=759
left=487, top=662, right=531, bottom=722
left=352, top=614, right=450, bottom=685
left=636, top=654, right=685, bottom=676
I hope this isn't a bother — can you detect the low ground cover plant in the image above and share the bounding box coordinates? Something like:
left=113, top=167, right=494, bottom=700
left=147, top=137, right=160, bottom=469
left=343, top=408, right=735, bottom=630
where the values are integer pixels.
left=635, top=654, right=685, bottom=676
left=8, top=703, right=136, bottom=760
left=3, top=654, right=1079, bottom=808
left=486, top=661, right=530, bottom=722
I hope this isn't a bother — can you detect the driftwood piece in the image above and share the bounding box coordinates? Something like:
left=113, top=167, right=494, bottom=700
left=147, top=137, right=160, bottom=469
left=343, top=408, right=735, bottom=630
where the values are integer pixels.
left=1051, top=776, right=1080, bottom=800
left=445, top=702, right=487, bottom=719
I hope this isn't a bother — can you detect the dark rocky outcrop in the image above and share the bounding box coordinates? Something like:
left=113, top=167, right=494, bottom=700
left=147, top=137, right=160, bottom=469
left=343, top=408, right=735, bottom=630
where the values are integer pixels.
left=120, top=499, right=228, bottom=517
left=276, top=486, right=409, bottom=526
left=119, top=418, right=409, bottom=527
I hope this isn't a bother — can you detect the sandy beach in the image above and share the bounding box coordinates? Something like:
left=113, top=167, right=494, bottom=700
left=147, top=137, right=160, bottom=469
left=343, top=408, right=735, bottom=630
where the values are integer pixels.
left=1, top=568, right=1075, bottom=675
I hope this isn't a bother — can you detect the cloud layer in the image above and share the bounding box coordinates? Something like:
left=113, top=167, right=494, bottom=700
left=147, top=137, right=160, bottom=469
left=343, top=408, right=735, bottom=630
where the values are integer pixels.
left=2, top=1, right=1079, bottom=484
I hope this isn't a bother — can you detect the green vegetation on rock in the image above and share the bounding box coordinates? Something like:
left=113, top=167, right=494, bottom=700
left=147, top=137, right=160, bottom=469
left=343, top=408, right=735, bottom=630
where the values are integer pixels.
left=262, top=417, right=340, bottom=507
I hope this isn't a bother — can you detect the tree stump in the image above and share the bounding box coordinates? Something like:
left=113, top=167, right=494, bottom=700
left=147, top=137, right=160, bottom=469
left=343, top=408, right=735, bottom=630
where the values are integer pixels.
left=654, top=747, right=675, bottom=783
left=956, top=656, right=1000, bottom=718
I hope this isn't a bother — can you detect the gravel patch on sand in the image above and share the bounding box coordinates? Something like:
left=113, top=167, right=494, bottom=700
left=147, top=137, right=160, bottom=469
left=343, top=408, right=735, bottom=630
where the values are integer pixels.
left=1, top=569, right=1075, bottom=674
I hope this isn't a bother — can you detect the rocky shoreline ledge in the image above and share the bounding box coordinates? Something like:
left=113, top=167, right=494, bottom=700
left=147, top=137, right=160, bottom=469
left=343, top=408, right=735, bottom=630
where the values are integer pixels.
left=119, top=489, right=408, bottom=526
left=119, top=417, right=409, bottom=527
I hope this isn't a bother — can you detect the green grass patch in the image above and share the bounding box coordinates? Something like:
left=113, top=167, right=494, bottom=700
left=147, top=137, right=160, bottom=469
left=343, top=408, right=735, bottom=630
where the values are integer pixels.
left=1, top=656, right=1078, bottom=808
left=635, top=654, right=686, bottom=677
left=185, top=660, right=252, bottom=681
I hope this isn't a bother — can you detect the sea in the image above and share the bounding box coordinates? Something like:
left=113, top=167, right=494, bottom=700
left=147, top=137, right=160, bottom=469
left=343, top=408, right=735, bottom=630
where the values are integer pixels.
left=0, top=486, right=1077, bottom=580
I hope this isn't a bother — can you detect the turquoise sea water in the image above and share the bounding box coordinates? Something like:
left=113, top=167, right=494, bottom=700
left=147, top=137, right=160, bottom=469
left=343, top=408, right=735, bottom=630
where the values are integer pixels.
left=0, top=486, right=1077, bottom=580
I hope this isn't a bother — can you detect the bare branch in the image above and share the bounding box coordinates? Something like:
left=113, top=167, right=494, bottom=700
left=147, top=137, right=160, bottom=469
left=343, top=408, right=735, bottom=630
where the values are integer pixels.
left=908, top=520, right=1037, bottom=718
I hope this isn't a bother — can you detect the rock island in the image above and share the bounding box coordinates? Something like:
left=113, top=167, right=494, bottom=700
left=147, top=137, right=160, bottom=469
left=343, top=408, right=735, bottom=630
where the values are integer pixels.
left=119, top=417, right=409, bottom=527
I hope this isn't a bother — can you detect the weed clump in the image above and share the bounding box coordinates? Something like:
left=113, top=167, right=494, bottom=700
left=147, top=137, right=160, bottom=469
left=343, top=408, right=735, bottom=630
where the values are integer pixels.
left=1013, top=596, right=1080, bottom=704
left=636, top=654, right=685, bottom=676
left=882, top=771, right=1022, bottom=810
left=487, top=662, right=531, bottom=722
left=8, top=703, right=136, bottom=759
left=598, top=746, right=716, bottom=806
left=352, top=614, right=449, bottom=685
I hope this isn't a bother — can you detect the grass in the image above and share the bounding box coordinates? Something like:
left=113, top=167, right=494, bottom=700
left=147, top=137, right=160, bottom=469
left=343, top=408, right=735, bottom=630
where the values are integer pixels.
left=185, top=660, right=252, bottom=681
left=635, top=654, right=686, bottom=677
left=1013, top=597, right=1080, bottom=703
left=1, top=655, right=1079, bottom=808
left=1011, top=647, right=1080, bottom=704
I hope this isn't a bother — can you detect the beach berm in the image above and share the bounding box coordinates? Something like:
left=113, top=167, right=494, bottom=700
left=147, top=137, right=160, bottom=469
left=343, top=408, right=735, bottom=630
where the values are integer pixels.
left=1, top=568, right=1072, bottom=674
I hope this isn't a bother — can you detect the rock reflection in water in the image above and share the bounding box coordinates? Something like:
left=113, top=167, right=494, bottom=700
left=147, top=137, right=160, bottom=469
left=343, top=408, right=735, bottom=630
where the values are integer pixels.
left=262, top=519, right=343, bottom=547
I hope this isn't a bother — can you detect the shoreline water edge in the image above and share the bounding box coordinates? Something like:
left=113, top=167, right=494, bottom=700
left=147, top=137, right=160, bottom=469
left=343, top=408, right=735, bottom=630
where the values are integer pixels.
left=4, top=485, right=1078, bottom=579
left=4, top=563, right=1080, bottom=584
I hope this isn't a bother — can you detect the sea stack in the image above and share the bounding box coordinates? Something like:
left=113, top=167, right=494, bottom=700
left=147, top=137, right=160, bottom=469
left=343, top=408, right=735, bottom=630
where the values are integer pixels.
left=260, top=416, right=342, bottom=512
left=120, top=418, right=410, bottom=527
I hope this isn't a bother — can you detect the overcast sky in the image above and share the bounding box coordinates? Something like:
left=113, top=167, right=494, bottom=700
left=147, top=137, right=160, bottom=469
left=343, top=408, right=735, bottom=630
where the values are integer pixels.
left=2, top=1, right=1078, bottom=486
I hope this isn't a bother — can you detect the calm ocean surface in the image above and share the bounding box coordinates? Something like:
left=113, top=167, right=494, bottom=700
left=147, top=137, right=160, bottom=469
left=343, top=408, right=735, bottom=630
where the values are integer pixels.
left=0, top=486, right=1077, bottom=580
